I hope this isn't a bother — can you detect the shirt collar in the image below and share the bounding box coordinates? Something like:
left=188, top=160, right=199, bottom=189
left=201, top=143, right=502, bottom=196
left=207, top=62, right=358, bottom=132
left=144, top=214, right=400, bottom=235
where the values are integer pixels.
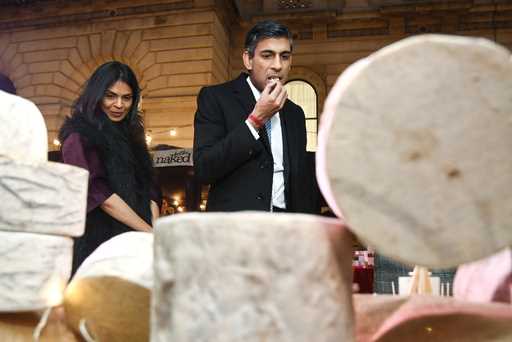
left=246, top=76, right=261, bottom=101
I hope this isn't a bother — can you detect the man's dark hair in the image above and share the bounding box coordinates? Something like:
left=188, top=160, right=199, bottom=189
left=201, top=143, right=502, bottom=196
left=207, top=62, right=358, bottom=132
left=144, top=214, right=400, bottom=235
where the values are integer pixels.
left=244, top=20, right=293, bottom=57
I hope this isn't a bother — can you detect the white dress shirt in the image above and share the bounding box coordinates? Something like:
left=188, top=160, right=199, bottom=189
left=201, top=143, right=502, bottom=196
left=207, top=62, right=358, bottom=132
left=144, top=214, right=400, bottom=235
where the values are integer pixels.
left=245, top=77, right=286, bottom=210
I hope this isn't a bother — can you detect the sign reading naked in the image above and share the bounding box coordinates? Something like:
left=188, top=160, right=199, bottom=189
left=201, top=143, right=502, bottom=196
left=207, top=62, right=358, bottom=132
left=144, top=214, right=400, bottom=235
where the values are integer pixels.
left=152, top=149, right=193, bottom=167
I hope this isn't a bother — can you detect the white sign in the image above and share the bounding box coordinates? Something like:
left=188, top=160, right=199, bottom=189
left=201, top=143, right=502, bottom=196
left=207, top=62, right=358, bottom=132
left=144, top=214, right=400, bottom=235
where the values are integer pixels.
left=152, top=149, right=193, bottom=167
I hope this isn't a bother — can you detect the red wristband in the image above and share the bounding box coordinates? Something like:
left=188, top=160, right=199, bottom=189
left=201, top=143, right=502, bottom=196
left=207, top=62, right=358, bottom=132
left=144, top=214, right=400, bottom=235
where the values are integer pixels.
left=248, top=114, right=263, bottom=128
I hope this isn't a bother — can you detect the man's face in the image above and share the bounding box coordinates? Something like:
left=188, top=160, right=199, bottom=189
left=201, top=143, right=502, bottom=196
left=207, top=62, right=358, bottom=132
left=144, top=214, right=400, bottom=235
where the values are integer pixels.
left=243, top=37, right=292, bottom=92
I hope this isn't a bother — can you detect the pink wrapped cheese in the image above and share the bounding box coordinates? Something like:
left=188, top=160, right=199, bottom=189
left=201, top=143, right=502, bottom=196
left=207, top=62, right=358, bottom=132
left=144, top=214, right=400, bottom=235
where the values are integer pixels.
left=453, top=248, right=511, bottom=304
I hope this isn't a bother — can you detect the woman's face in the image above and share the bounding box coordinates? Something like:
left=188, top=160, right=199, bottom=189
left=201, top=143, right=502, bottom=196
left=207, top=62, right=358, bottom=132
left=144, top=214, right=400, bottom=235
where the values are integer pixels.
left=101, top=81, right=134, bottom=122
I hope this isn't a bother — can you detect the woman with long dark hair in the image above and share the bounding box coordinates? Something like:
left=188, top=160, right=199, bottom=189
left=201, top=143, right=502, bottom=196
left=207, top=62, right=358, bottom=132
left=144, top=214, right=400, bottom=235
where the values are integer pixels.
left=59, top=61, right=159, bottom=273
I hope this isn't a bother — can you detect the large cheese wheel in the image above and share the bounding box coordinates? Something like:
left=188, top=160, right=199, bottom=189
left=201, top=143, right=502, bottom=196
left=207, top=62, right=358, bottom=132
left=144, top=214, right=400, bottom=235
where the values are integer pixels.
left=353, top=294, right=407, bottom=342
left=317, top=35, right=512, bottom=268
left=0, top=157, right=88, bottom=236
left=372, top=295, right=512, bottom=342
left=0, top=231, right=72, bottom=312
left=152, top=212, right=354, bottom=342
left=64, top=232, right=153, bottom=342
left=0, top=90, right=47, bottom=163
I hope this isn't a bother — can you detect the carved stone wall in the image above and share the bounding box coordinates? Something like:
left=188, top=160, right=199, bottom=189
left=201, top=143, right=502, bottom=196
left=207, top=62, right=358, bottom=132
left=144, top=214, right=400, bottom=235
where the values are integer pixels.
left=0, top=0, right=511, bottom=148
left=0, top=0, right=231, bottom=149
left=230, top=2, right=512, bottom=122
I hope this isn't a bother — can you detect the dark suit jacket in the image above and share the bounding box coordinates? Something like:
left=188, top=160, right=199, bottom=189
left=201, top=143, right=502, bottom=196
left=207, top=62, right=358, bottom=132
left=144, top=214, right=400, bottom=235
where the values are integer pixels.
left=193, top=73, right=317, bottom=213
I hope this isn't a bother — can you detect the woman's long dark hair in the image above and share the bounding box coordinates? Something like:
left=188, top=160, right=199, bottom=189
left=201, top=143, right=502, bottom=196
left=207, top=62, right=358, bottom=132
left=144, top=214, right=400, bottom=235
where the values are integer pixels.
left=59, top=61, right=153, bottom=200
left=59, top=61, right=144, bottom=145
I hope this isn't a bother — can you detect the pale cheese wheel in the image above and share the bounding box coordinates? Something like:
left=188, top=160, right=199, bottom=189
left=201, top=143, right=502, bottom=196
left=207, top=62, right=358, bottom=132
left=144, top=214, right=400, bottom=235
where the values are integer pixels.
left=318, top=35, right=512, bottom=268
left=0, top=156, right=88, bottom=236
left=0, top=231, right=72, bottom=312
left=0, top=90, right=48, bottom=163
left=152, top=212, right=354, bottom=342
left=372, top=295, right=512, bottom=342
left=64, top=232, right=153, bottom=342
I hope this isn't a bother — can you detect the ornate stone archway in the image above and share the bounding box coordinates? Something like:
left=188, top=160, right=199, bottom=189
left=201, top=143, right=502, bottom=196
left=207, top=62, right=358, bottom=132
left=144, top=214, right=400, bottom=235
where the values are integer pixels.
left=0, top=27, right=156, bottom=150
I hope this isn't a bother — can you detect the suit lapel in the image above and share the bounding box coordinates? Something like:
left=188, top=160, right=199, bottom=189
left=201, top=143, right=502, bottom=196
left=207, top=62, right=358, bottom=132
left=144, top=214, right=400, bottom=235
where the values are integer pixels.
left=280, top=100, right=292, bottom=192
left=231, top=74, right=256, bottom=120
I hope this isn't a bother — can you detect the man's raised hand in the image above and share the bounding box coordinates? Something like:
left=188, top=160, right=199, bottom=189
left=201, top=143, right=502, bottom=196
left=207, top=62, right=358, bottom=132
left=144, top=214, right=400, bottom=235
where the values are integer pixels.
left=249, top=80, right=287, bottom=129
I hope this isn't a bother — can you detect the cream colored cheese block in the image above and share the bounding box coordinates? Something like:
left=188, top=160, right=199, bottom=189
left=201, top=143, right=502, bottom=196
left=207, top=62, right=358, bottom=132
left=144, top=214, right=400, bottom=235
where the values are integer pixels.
left=0, top=90, right=48, bottom=163
left=152, top=212, right=354, bottom=342
left=64, top=232, right=153, bottom=342
left=0, top=156, right=88, bottom=237
left=0, top=231, right=72, bottom=312
left=71, top=231, right=153, bottom=289
left=318, top=35, right=512, bottom=268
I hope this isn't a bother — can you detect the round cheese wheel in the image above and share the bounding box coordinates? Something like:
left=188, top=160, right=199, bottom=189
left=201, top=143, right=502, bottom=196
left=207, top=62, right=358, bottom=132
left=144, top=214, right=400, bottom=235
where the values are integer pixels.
left=64, top=232, right=152, bottom=342
left=317, top=35, right=512, bottom=268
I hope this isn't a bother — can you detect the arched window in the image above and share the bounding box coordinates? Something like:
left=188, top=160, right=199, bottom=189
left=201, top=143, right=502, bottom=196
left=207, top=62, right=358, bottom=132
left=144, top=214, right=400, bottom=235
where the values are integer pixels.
left=285, top=80, right=317, bottom=151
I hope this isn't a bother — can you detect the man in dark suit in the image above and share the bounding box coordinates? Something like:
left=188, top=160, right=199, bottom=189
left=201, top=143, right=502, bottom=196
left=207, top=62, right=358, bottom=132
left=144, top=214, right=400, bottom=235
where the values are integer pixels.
left=193, top=20, right=317, bottom=213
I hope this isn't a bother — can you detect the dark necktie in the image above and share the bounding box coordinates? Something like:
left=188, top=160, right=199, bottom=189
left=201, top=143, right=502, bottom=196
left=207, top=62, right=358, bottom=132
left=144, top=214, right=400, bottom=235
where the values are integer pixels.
left=265, top=118, right=272, bottom=144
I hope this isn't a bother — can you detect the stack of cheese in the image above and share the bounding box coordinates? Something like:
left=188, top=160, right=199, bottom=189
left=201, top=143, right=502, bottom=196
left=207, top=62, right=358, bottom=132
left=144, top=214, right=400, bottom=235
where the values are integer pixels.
left=0, top=90, right=88, bottom=340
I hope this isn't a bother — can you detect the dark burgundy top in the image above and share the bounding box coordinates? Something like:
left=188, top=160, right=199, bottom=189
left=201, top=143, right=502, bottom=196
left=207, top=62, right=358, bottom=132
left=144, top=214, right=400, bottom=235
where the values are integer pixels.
left=62, top=133, right=113, bottom=213
left=62, top=132, right=160, bottom=212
